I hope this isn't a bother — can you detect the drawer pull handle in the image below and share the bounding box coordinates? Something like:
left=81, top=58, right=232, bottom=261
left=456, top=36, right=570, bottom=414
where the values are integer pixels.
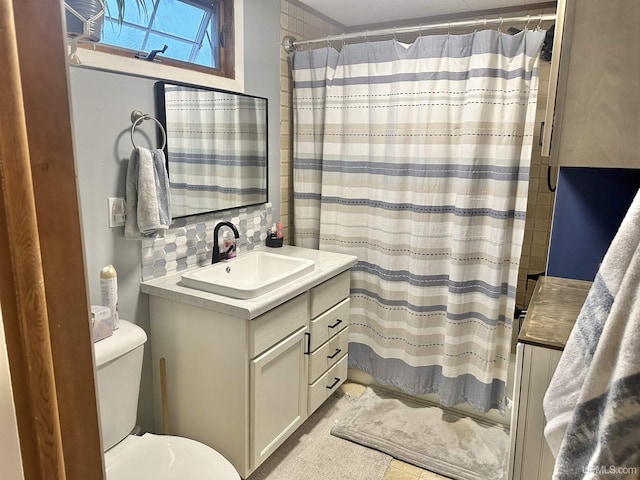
left=326, top=377, right=340, bottom=390
left=327, top=348, right=342, bottom=359
left=304, top=332, right=311, bottom=355
left=328, top=319, right=343, bottom=329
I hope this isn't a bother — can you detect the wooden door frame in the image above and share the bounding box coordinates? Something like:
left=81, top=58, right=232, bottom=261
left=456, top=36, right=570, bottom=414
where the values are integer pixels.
left=0, top=0, right=103, bottom=478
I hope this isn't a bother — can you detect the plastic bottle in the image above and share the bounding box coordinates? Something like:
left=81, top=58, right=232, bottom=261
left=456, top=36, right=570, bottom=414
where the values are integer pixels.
left=276, top=221, right=283, bottom=239
left=100, top=264, right=119, bottom=330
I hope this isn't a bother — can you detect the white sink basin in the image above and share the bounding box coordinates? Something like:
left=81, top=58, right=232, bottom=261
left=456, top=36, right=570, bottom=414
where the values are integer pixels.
left=181, top=251, right=315, bottom=299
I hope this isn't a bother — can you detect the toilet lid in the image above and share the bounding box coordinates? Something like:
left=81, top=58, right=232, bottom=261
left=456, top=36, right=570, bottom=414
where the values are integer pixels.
left=105, top=433, right=240, bottom=480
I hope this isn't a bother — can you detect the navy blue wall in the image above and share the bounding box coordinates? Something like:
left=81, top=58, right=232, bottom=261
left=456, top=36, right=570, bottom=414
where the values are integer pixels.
left=547, top=167, right=640, bottom=281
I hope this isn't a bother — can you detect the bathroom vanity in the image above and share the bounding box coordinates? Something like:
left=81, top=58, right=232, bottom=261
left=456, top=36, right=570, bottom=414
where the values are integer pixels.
left=508, top=276, right=591, bottom=480
left=141, top=246, right=357, bottom=478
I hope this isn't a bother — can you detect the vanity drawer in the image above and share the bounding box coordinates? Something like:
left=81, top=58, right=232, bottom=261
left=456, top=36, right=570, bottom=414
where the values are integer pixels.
left=249, top=293, right=309, bottom=358
left=308, top=327, right=349, bottom=384
left=310, top=271, right=350, bottom=319
left=308, top=354, right=348, bottom=414
left=308, top=298, right=349, bottom=352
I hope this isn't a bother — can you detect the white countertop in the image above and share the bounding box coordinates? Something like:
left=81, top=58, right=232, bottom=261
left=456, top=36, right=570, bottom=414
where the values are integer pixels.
left=141, top=245, right=358, bottom=320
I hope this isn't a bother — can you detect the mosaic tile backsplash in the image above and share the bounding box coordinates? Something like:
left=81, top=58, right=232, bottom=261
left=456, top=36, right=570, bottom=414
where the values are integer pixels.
left=141, top=203, right=273, bottom=281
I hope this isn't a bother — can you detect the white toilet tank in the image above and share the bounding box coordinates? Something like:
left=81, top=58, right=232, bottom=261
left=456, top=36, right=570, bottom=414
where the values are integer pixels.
left=93, top=320, right=147, bottom=451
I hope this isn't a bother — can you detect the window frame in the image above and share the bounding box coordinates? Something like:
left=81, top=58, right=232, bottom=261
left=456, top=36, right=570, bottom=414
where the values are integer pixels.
left=80, top=0, right=235, bottom=80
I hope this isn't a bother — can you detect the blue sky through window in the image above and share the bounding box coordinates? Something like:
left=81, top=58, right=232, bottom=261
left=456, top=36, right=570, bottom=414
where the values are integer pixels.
left=102, top=0, right=220, bottom=69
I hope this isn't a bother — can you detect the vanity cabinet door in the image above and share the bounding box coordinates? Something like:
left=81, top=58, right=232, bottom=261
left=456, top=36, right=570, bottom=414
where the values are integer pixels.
left=250, top=326, right=308, bottom=471
left=508, top=343, right=561, bottom=480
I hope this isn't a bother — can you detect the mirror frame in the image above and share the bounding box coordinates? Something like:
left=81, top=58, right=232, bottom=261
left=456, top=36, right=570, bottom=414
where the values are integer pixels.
left=155, top=80, right=269, bottom=219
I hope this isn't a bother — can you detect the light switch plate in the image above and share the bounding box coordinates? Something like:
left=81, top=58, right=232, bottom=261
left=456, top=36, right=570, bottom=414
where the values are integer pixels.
left=108, top=197, right=126, bottom=227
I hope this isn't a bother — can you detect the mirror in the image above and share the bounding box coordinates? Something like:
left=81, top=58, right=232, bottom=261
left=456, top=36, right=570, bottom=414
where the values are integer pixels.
left=155, top=81, right=268, bottom=218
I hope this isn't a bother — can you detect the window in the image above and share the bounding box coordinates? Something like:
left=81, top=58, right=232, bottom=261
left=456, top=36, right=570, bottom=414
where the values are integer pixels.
left=93, top=0, right=234, bottom=78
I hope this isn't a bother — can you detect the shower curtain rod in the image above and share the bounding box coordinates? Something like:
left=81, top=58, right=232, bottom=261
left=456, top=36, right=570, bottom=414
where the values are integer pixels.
left=282, top=13, right=556, bottom=53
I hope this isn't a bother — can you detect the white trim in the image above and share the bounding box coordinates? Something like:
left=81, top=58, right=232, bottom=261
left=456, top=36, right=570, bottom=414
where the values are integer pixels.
left=67, top=0, right=245, bottom=92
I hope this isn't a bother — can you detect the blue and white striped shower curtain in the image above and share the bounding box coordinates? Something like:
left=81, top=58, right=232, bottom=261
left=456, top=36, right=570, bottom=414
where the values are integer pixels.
left=292, top=29, right=545, bottom=413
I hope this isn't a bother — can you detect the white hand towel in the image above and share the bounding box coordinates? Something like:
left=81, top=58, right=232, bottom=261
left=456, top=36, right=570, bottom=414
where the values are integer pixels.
left=543, top=188, right=640, bottom=477
left=125, top=147, right=172, bottom=239
left=151, top=149, right=172, bottom=229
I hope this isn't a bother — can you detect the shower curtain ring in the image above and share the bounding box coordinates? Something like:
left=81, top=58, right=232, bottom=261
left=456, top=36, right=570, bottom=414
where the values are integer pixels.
left=326, top=35, right=331, bottom=48
left=341, top=33, right=346, bottom=49
left=498, top=17, right=504, bottom=32
left=524, top=14, right=531, bottom=31
left=393, top=26, right=398, bottom=42
left=537, top=13, right=544, bottom=30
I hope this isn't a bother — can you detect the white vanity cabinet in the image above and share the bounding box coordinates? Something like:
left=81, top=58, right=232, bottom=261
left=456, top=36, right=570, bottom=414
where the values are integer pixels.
left=306, top=271, right=350, bottom=414
left=508, top=276, right=591, bottom=480
left=142, top=246, right=358, bottom=479
left=147, top=292, right=310, bottom=478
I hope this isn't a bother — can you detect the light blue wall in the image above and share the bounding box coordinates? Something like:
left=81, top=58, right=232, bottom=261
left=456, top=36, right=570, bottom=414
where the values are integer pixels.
left=243, top=0, right=282, bottom=207
left=69, top=0, right=281, bottom=432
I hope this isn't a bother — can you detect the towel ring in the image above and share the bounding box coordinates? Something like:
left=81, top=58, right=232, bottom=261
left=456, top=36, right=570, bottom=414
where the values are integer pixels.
left=130, top=110, right=167, bottom=150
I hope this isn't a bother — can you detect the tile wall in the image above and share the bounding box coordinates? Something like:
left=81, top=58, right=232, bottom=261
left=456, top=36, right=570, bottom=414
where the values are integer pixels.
left=279, top=0, right=344, bottom=243
left=517, top=58, right=556, bottom=309
left=140, top=203, right=273, bottom=281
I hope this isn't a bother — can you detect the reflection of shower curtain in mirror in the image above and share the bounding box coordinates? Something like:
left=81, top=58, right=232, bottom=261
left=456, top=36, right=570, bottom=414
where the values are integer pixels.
left=292, top=30, right=544, bottom=413
left=164, top=86, right=267, bottom=217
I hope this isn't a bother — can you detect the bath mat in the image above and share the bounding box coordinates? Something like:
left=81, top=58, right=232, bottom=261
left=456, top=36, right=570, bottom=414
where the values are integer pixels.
left=330, top=386, right=509, bottom=480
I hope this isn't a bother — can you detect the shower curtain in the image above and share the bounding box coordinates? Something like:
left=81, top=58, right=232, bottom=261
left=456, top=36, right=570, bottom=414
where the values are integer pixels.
left=292, top=29, right=545, bottom=413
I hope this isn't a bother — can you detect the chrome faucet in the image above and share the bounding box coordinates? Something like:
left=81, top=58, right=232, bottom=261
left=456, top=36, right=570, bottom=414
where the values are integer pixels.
left=212, top=221, right=240, bottom=264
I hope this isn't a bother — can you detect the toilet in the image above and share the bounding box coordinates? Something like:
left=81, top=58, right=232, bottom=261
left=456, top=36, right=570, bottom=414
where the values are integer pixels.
left=94, top=319, right=240, bottom=480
